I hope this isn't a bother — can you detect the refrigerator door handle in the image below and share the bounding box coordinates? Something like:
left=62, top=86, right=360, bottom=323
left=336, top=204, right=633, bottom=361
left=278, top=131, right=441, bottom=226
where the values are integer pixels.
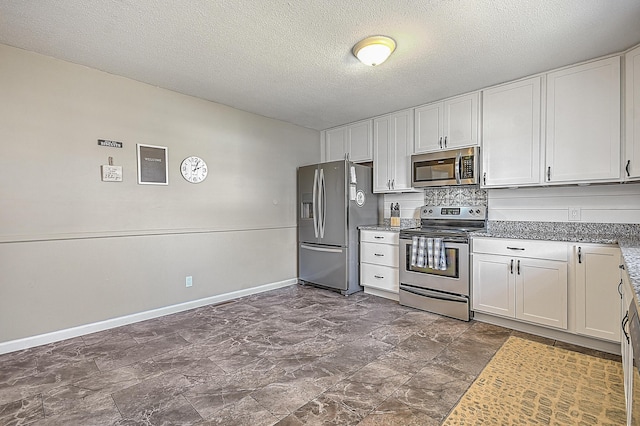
left=312, top=169, right=319, bottom=238
left=319, top=168, right=326, bottom=238
left=300, top=244, right=343, bottom=254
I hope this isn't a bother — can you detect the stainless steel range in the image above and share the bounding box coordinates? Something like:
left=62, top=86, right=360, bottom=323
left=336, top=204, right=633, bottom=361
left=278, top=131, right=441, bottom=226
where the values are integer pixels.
left=399, top=205, right=486, bottom=321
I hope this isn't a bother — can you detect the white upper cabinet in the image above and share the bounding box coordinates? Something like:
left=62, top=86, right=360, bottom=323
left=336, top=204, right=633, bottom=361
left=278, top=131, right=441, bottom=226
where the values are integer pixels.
left=373, top=109, right=414, bottom=193
left=626, top=44, right=640, bottom=180
left=414, top=92, right=479, bottom=153
left=482, top=77, right=542, bottom=187
left=545, top=57, right=621, bottom=183
left=323, top=119, right=373, bottom=163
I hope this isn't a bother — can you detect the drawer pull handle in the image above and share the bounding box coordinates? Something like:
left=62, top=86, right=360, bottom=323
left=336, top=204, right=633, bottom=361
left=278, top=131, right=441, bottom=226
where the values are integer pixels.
left=506, top=247, right=525, bottom=251
left=374, top=275, right=384, bottom=279
left=374, top=236, right=385, bottom=239
left=374, top=253, right=384, bottom=257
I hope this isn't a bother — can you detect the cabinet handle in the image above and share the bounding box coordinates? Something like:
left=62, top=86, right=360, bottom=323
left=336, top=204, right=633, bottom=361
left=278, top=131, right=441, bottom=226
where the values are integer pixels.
left=517, top=259, right=521, bottom=275
left=444, top=136, right=447, bottom=148
left=374, top=236, right=385, bottom=239
left=622, top=312, right=630, bottom=343
left=547, top=166, right=551, bottom=181
left=374, top=275, right=384, bottom=279
left=626, top=160, right=631, bottom=177
left=439, top=137, right=443, bottom=149
left=391, top=179, right=395, bottom=189
left=578, top=247, right=582, bottom=264
left=506, top=247, right=525, bottom=251
left=374, top=253, right=384, bottom=257
left=483, top=172, right=486, bottom=186
left=510, top=259, right=514, bottom=274
left=620, top=264, right=626, bottom=270
left=618, top=279, right=623, bottom=298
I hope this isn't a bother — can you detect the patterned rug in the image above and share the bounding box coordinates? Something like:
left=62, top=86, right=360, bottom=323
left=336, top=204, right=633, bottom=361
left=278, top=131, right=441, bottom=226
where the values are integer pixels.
left=442, top=336, right=626, bottom=425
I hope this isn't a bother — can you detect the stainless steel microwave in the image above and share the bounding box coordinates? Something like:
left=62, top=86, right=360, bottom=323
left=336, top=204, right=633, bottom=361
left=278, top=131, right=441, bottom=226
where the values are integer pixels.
left=411, top=147, right=479, bottom=187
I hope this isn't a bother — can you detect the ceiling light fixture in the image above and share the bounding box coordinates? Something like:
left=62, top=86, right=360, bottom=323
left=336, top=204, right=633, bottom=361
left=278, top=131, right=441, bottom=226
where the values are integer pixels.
left=352, top=35, right=396, bottom=66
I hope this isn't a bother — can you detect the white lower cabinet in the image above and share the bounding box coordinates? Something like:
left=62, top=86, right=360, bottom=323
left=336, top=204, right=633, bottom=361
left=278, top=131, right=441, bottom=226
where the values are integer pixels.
left=360, top=230, right=399, bottom=300
left=472, top=238, right=568, bottom=330
left=620, top=271, right=638, bottom=425
left=574, top=244, right=622, bottom=342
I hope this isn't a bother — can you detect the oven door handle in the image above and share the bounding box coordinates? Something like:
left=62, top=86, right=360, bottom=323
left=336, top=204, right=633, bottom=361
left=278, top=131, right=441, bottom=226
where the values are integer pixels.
left=400, top=285, right=468, bottom=303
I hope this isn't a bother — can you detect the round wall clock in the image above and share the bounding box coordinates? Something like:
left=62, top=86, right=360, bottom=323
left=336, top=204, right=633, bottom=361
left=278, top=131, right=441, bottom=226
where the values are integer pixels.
left=180, top=156, right=208, bottom=183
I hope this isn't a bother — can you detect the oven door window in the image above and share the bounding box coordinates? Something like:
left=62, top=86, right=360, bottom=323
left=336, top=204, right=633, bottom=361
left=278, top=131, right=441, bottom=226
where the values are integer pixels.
left=405, top=243, right=459, bottom=278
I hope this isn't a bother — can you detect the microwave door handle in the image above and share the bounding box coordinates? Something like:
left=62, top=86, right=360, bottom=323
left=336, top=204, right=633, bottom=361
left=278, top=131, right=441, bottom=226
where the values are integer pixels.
left=455, top=151, right=461, bottom=185
left=312, top=169, right=319, bottom=238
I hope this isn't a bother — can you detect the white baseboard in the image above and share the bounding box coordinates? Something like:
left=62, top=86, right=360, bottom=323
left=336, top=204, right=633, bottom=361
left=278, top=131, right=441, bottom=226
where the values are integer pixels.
left=0, top=278, right=297, bottom=355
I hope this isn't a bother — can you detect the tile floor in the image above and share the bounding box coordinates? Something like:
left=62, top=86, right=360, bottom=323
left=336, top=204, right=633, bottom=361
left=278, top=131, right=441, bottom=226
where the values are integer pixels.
left=0, top=284, right=621, bottom=426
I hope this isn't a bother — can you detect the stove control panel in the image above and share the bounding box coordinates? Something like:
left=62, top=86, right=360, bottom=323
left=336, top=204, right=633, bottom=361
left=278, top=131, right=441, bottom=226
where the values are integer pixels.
left=421, top=205, right=486, bottom=220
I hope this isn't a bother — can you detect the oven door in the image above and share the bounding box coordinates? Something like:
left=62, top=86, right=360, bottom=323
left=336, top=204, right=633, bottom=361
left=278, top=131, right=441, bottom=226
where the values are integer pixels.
left=399, top=237, right=469, bottom=296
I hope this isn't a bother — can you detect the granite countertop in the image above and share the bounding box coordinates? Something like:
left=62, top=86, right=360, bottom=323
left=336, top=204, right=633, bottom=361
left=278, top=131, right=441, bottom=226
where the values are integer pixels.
left=471, top=221, right=640, bottom=304
left=359, top=225, right=402, bottom=232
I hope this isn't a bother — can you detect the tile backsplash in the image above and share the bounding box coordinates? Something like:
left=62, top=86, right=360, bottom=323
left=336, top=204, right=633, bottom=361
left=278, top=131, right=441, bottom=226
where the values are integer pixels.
left=423, top=187, right=487, bottom=206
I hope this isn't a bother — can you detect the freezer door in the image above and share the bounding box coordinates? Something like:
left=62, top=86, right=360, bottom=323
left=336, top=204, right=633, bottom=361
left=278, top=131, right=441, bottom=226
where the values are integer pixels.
left=298, top=164, right=319, bottom=244
left=299, top=243, right=347, bottom=291
left=318, top=161, right=347, bottom=247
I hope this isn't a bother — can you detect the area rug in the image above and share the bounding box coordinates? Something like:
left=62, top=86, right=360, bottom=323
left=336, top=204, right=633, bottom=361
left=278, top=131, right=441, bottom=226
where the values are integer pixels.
left=442, top=336, right=626, bottom=425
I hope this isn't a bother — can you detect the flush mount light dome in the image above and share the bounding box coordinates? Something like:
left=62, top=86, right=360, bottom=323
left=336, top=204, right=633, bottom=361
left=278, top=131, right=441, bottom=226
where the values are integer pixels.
left=352, top=35, right=396, bottom=66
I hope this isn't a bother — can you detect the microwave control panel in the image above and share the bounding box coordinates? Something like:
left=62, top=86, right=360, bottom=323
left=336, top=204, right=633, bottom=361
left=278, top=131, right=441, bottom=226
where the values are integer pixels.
left=461, top=155, right=474, bottom=179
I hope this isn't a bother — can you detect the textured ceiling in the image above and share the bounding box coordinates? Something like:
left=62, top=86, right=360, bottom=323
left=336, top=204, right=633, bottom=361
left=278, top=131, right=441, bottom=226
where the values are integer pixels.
left=1, top=1, right=640, bottom=131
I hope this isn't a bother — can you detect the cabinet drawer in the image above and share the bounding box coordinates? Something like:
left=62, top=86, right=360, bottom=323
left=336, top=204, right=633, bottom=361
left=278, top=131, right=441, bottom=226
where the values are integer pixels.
left=361, top=242, right=399, bottom=267
left=360, top=230, right=399, bottom=245
left=360, top=263, right=399, bottom=293
left=472, top=238, right=568, bottom=261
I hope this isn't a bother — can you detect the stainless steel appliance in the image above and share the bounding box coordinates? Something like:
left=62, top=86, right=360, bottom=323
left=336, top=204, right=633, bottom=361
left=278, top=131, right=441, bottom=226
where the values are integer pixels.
left=399, top=205, right=486, bottom=321
left=411, top=147, right=479, bottom=188
left=298, top=160, right=378, bottom=295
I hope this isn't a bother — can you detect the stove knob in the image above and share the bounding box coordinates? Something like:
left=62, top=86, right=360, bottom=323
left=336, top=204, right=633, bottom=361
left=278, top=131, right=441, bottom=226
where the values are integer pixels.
left=468, top=209, right=474, bottom=214
left=476, top=209, right=481, bottom=214
left=428, top=209, right=433, bottom=214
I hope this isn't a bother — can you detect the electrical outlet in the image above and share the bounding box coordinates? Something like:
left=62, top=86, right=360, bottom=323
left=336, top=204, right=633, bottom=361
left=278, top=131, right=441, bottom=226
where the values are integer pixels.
left=185, top=276, right=192, bottom=287
left=569, top=207, right=581, bottom=221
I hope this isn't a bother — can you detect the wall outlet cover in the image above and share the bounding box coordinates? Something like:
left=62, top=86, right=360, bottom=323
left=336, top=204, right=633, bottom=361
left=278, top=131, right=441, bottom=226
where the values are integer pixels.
left=569, top=207, right=581, bottom=221
left=186, top=276, right=193, bottom=287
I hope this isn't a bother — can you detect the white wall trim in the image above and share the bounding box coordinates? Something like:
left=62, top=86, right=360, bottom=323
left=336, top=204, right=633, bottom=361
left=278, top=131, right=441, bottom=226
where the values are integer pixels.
left=0, top=278, right=297, bottom=355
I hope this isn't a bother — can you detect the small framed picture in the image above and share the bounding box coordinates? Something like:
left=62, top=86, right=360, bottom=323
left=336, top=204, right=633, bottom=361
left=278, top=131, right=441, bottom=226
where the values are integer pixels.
left=137, top=144, right=168, bottom=185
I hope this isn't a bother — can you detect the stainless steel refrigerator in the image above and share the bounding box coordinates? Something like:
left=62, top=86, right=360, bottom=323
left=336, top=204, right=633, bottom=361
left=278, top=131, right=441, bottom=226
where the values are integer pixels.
left=297, top=160, right=379, bottom=295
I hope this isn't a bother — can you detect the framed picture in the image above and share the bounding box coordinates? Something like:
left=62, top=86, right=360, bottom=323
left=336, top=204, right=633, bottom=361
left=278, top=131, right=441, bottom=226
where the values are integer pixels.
left=137, top=144, right=168, bottom=185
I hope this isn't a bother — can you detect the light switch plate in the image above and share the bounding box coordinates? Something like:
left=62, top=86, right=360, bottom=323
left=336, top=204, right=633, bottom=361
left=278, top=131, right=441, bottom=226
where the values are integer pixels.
left=569, top=207, right=581, bottom=221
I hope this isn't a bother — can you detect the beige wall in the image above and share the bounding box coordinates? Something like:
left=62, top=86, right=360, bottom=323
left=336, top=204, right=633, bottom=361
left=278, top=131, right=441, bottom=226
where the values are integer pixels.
left=0, top=44, right=320, bottom=343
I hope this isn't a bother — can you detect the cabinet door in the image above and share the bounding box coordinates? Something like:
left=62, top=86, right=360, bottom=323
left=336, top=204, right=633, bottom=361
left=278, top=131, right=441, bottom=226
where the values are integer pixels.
left=389, top=109, right=414, bottom=191
left=482, top=77, right=541, bottom=187
left=325, top=127, right=348, bottom=162
left=348, top=120, right=373, bottom=162
left=515, top=258, right=567, bottom=329
left=575, top=245, right=621, bottom=342
left=626, top=44, right=640, bottom=180
left=373, top=116, right=392, bottom=192
left=414, top=102, right=443, bottom=153
left=444, top=92, right=479, bottom=149
left=546, top=56, right=621, bottom=183
left=472, top=254, right=515, bottom=317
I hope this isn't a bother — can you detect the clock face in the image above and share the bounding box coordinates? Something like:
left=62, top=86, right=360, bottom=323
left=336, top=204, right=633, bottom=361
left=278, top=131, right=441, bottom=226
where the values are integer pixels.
left=180, top=156, right=208, bottom=183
